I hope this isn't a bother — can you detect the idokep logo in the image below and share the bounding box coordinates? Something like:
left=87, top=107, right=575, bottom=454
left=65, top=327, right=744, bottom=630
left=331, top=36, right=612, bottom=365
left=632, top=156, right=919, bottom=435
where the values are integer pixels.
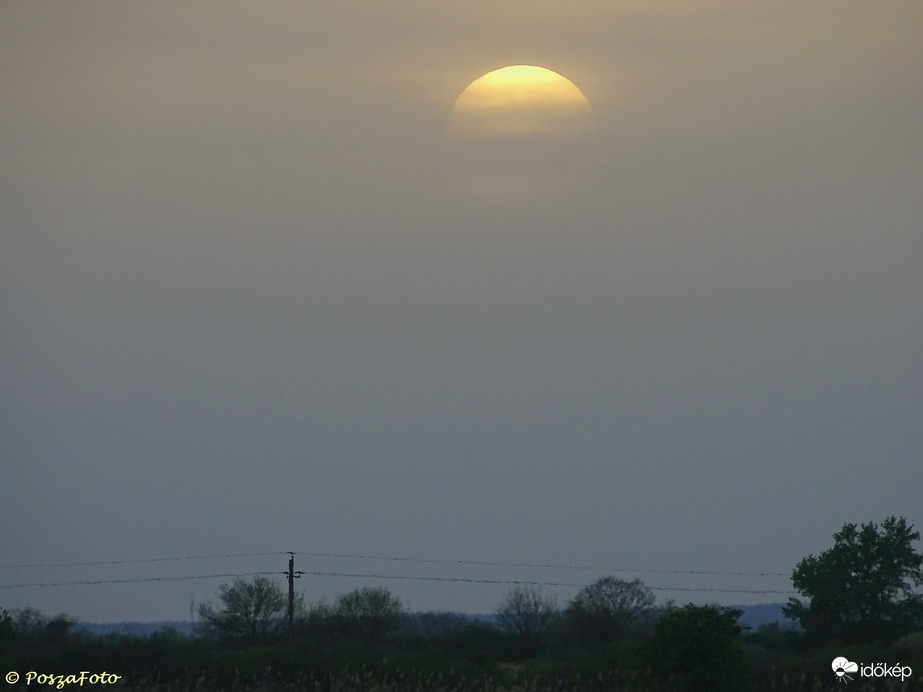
left=832, top=657, right=913, bottom=684
left=832, top=657, right=858, bottom=683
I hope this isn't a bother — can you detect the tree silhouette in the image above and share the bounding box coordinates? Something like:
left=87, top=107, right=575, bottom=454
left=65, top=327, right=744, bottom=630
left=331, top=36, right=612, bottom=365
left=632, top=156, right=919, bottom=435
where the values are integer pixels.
left=197, top=576, right=291, bottom=646
left=784, top=516, right=923, bottom=645
left=496, top=586, right=558, bottom=657
left=564, top=576, right=655, bottom=646
left=331, top=586, right=404, bottom=643
left=643, top=604, right=750, bottom=692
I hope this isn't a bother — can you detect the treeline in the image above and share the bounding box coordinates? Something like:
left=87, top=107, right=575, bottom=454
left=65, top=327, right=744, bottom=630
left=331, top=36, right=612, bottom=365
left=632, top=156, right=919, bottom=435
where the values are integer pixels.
left=3, top=516, right=922, bottom=691
left=3, top=597, right=922, bottom=691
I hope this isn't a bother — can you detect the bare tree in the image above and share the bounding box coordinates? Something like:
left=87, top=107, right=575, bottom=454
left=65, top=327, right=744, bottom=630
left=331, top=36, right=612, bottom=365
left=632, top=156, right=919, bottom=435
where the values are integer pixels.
left=332, top=586, right=405, bottom=642
left=565, top=576, right=655, bottom=646
left=198, top=576, right=292, bottom=646
left=497, top=586, right=558, bottom=656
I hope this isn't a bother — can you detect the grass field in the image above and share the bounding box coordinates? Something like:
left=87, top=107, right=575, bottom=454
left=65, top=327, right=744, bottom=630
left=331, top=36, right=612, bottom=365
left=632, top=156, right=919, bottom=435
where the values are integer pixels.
left=92, top=668, right=921, bottom=692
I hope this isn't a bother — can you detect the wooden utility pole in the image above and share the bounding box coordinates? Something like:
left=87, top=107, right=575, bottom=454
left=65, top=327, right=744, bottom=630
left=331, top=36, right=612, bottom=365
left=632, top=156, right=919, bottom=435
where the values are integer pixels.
left=286, top=552, right=303, bottom=639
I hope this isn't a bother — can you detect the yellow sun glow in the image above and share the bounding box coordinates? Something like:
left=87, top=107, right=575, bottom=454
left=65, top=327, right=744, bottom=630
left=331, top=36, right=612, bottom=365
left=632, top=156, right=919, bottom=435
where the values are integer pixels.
left=448, top=65, right=596, bottom=138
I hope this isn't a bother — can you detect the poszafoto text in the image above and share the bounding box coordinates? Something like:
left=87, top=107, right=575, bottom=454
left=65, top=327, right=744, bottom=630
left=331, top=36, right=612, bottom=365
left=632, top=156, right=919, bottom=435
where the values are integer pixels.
left=5, top=671, right=121, bottom=688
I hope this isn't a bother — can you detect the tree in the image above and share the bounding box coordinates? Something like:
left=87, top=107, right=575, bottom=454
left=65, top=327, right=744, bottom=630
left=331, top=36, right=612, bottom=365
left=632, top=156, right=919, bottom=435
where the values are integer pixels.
left=496, top=586, right=558, bottom=657
left=0, top=609, right=11, bottom=669
left=565, top=576, right=655, bottom=646
left=783, top=516, right=923, bottom=645
left=9, top=607, right=77, bottom=648
left=642, top=604, right=750, bottom=692
left=331, top=586, right=404, bottom=643
left=197, top=576, right=291, bottom=646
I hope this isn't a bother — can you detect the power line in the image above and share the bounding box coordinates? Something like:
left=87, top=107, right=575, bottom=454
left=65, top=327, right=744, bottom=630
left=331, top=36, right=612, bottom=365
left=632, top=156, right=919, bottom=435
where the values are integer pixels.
left=296, top=570, right=798, bottom=595
left=0, top=551, right=787, bottom=578
left=292, top=551, right=788, bottom=578
left=0, top=572, right=279, bottom=589
left=0, top=569, right=797, bottom=596
left=0, top=549, right=793, bottom=601
left=0, top=552, right=288, bottom=570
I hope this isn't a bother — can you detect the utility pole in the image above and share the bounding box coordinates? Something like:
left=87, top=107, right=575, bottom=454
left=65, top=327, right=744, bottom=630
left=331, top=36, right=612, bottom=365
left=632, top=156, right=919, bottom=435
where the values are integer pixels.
left=286, top=552, right=304, bottom=639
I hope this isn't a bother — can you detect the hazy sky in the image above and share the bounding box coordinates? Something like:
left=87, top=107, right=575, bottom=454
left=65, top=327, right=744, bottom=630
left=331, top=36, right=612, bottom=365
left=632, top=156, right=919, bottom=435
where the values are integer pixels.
left=2, top=1, right=921, bottom=623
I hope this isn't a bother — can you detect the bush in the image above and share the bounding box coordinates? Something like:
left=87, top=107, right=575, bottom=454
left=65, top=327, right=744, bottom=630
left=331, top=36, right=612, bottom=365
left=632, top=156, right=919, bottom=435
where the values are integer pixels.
left=564, top=577, right=656, bottom=648
left=641, top=604, right=751, bottom=692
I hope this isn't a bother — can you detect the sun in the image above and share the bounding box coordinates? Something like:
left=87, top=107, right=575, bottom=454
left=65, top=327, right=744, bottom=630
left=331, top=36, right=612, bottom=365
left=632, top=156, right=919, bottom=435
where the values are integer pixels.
left=448, top=65, right=597, bottom=138
left=446, top=65, right=598, bottom=200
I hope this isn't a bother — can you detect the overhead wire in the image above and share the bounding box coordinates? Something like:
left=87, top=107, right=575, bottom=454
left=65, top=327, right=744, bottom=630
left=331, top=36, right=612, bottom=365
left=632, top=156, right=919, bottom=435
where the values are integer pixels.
left=0, top=572, right=280, bottom=589
left=0, top=552, right=289, bottom=570
left=0, top=550, right=787, bottom=578
left=292, top=551, right=787, bottom=577
left=0, top=570, right=797, bottom=595
left=296, top=570, right=797, bottom=595
left=0, top=550, right=795, bottom=595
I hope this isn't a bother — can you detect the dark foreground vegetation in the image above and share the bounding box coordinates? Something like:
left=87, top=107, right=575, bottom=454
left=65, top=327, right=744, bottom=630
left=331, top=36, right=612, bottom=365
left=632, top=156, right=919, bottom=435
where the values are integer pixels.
left=4, top=517, right=922, bottom=691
